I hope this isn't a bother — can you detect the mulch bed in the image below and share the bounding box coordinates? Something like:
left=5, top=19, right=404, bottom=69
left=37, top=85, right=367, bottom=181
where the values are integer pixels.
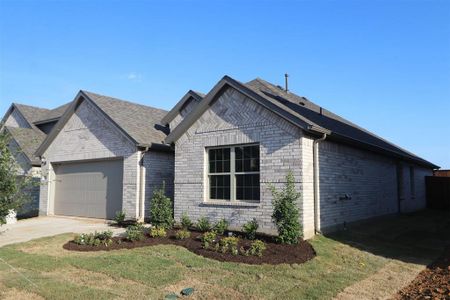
left=63, top=229, right=316, bottom=265
left=395, top=246, right=450, bottom=300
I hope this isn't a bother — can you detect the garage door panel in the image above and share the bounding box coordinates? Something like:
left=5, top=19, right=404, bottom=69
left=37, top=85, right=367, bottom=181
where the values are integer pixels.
left=53, top=159, right=123, bottom=219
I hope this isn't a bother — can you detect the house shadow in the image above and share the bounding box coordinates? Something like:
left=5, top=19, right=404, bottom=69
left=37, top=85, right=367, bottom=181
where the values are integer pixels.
left=323, top=209, right=450, bottom=265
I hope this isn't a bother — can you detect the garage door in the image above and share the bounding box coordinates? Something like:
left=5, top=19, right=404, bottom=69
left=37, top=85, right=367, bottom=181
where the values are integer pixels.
left=53, top=159, right=123, bottom=219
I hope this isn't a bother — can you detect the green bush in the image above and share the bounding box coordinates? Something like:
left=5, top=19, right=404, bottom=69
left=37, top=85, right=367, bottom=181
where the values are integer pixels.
left=196, top=216, right=211, bottom=232
left=175, top=229, right=191, bottom=240
left=270, top=171, right=302, bottom=244
left=180, top=212, right=193, bottom=229
left=114, top=211, right=126, bottom=226
left=213, top=218, right=229, bottom=235
left=149, top=183, right=174, bottom=229
left=242, top=218, right=259, bottom=240
left=249, top=240, right=266, bottom=257
left=73, top=230, right=113, bottom=247
left=126, top=224, right=145, bottom=242
left=149, top=226, right=167, bottom=238
left=219, top=236, right=239, bottom=255
left=201, top=231, right=217, bottom=249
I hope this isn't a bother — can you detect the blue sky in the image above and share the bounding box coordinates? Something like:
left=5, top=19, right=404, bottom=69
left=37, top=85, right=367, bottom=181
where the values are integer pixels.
left=1, top=0, right=449, bottom=168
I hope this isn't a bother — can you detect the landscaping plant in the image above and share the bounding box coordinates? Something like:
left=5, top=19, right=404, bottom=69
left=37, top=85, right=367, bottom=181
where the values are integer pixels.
left=249, top=240, right=266, bottom=257
left=270, top=171, right=302, bottom=244
left=114, top=211, right=126, bottom=227
left=219, top=236, right=239, bottom=255
left=242, top=218, right=259, bottom=240
left=73, top=230, right=113, bottom=247
left=125, top=224, right=145, bottom=241
left=180, top=212, right=193, bottom=229
left=196, top=216, right=211, bottom=232
left=149, top=226, right=167, bottom=238
left=0, top=129, right=36, bottom=225
left=175, top=229, right=191, bottom=240
left=213, top=218, right=229, bottom=235
left=149, top=182, right=174, bottom=229
left=201, top=231, right=217, bottom=249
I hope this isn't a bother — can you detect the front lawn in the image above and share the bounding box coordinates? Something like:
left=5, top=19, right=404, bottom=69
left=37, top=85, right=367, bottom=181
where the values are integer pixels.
left=0, top=210, right=448, bottom=299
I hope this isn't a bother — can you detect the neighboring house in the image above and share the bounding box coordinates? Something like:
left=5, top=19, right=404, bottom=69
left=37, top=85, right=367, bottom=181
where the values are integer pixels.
left=433, top=169, right=450, bottom=177
left=35, top=90, right=174, bottom=220
left=165, top=76, right=438, bottom=238
left=0, top=102, right=69, bottom=216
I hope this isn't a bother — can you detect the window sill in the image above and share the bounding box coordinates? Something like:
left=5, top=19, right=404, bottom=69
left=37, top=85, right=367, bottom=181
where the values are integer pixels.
left=201, top=200, right=260, bottom=208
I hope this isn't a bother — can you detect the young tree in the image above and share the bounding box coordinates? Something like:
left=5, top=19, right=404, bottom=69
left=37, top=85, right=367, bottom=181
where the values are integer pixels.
left=149, top=182, right=174, bottom=229
left=0, top=130, right=33, bottom=225
left=270, top=170, right=302, bottom=244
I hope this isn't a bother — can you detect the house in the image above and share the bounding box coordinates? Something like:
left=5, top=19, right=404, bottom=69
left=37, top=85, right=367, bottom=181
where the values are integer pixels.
left=35, top=90, right=174, bottom=220
left=165, top=76, right=438, bottom=238
left=1, top=102, right=70, bottom=216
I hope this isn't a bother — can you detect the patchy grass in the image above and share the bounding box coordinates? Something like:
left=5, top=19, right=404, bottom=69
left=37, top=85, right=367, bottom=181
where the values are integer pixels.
left=0, top=210, right=448, bottom=300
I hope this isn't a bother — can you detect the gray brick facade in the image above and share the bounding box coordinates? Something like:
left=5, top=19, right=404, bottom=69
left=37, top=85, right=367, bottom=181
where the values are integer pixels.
left=39, top=99, right=141, bottom=219
left=172, top=85, right=433, bottom=239
left=174, top=87, right=303, bottom=234
left=4, top=109, right=31, bottom=128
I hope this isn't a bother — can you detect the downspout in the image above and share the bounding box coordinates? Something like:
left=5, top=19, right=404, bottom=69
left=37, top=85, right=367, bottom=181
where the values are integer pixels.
left=313, top=133, right=327, bottom=234
left=138, top=147, right=149, bottom=222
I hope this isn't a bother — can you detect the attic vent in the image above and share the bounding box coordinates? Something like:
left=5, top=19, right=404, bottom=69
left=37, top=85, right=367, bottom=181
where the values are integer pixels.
left=299, top=101, right=305, bottom=106
left=276, top=85, right=284, bottom=90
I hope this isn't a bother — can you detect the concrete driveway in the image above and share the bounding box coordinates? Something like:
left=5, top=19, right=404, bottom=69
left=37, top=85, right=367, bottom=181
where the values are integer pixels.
left=0, top=216, right=124, bottom=247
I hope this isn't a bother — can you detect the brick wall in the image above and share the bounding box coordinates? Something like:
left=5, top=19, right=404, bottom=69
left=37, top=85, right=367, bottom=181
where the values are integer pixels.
left=39, top=99, right=140, bottom=218
left=144, top=150, right=175, bottom=220
left=174, top=87, right=303, bottom=233
left=169, top=98, right=199, bottom=130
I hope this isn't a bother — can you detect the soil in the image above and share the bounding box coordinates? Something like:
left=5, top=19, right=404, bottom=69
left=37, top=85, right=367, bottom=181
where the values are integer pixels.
left=394, top=246, right=450, bottom=300
left=63, top=229, right=316, bottom=265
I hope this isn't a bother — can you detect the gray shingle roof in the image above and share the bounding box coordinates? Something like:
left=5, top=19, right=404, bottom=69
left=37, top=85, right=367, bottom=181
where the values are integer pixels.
left=81, top=91, right=169, bottom=146
left=34, top=102, right=71, bottom=123
left=14, top=104, right=50, bottom=124
left=5, top=126, right=46, bottom=165
left=245, top=78, right=436, bottom=168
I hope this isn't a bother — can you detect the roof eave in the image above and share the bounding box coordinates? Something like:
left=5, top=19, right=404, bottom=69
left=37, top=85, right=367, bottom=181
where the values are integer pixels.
left=161, top=90, right=203, bottom=125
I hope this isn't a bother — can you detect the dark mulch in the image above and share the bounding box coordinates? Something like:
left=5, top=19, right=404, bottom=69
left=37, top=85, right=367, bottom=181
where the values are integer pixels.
left=395, top=246, right=450, bottom=300
left=63, top=229, right=316, bottom=265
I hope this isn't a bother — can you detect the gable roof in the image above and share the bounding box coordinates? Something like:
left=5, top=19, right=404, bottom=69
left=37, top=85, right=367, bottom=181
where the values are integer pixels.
left=165, top=75, right=438, bottom=169
left=161, top=90, right=204, bottom=125
left=4, top=126, right=46, bottom=165
left=33, top=103, right=71, bottom=124
left=36, top=90, right=171, bottom=156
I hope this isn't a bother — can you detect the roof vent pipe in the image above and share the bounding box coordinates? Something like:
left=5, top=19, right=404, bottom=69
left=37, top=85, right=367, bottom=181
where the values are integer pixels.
left=284, top=73, right=289, bottom=92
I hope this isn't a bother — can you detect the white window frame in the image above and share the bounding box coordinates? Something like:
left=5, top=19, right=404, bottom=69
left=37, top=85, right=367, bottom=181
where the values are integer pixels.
left=205, top=143, right=260, bottom=203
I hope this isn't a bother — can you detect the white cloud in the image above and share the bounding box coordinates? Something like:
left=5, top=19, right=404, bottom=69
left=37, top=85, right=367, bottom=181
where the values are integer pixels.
left=126, top=72, right=143, bottom=82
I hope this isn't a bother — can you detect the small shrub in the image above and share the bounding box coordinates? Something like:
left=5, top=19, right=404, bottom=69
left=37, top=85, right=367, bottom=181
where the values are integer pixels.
left=114, top=211, right=126, bottom=226
left=150, top=227, right=167, bottom=238
left=249, top=240, right=266, bottom=257
left=240, top=246, right=250, bottom=256
left=201, top=231, right=217, bottom=249
left=219, top=236, right=239, bottom=254
left=126, top=224, right=145, bottom=242
left=196, top=216, right=211, bottom=232
left=180, top=212, right=193, bottom=229
left=73, top=230, right=113, bottom=247
left=270, top=171, right=302, bottom=244
left=214, top=219, right=229, bottom=235
left=149, top=183, right=174, bottom=229
left=175, top=229, right=191, bottom=240
left=242, top=218, right=259, bottom=240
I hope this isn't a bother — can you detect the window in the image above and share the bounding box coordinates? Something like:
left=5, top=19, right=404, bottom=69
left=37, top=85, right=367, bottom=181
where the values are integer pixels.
left=207, top=144, right=260, bottom=202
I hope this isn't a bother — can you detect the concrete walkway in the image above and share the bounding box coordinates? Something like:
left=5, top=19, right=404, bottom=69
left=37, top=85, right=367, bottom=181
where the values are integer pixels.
left=0, top=216, right=125, bottom=247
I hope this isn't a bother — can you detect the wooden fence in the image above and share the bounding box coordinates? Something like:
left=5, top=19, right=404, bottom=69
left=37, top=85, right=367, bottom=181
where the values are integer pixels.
left=426, top=176, right=450, bottom=210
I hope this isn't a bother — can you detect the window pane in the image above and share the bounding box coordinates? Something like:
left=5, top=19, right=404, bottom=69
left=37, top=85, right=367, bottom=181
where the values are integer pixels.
left=209, top=175, right=230, bottom=200
left=236, top=174, right=260, bottom=201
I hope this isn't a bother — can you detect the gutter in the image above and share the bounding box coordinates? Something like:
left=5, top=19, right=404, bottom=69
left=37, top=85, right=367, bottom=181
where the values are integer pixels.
left=313, top=133, right=327, bottom=234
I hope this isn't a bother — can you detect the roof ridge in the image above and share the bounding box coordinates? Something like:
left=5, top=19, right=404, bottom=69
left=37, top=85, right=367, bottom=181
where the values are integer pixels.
left=81, top=90, right=168, bottom=113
